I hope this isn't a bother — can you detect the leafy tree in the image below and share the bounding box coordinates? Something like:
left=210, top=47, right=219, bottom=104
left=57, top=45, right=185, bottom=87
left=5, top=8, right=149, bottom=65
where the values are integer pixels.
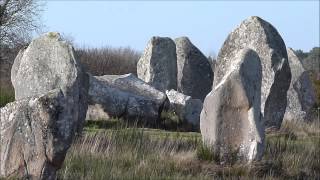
left=0, top=0, right=43, bottom=93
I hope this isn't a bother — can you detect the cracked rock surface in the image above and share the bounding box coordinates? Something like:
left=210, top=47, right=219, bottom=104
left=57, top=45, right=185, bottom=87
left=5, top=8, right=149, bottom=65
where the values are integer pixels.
left=88, top=74, right=167, bottom=124
left=216, top=16, right=291, bottom=129
left=1, top=32, right=88, bottom=179
left=175, top=37, right=213, bottom=101
left=201, top=48, right=264, bottom=163
left=166, top=89, right=202, bottom=128
left=137, top=37, right=177, bottom=92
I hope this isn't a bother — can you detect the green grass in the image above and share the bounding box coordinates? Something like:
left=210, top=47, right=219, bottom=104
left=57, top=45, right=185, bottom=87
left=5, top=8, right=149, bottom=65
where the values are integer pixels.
left=57, top=119, right=320, bottom=179
left=0, top=88, right=14, bottom=108
left=1, top=88, right=319, bottom=179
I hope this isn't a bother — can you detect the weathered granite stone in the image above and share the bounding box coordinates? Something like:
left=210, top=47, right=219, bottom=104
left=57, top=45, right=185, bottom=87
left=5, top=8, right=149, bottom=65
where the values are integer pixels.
left=95, top=73, right=166, bottom=107
left=0, top=32, right=89, bottom=179
left=175, top=37, right=213, bottom=101
left=201, top=48, right=264, bottom=163
left=216, top=16, right=291, bottom=129
left=88, top=74, right=167, bottom=124
left=0, top=89, right=83, bottom=179
left=11, top=32, right=89, bottom=132
left=88, top=75, right=129, bottom=117
left=284, top=48, right=316, bottom=121
left=166, top=89, right=202, bottom=127
left=137, top=37, right=177, bottom=92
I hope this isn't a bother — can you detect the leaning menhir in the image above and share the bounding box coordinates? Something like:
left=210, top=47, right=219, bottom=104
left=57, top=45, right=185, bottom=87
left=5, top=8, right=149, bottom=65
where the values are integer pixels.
left=284, top=48, right=316, bottom=121
left=200, top=48, right=264, bottom=163
left=215, top=16, right=291, bottom=129
left=175, top=37, right=213, bottom=101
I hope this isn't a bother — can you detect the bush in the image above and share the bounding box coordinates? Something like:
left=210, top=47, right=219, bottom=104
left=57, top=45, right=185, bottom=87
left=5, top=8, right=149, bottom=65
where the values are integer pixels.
left=196, top=143, right=219, bottom=162
left=76, top=46, right=141, bottom=76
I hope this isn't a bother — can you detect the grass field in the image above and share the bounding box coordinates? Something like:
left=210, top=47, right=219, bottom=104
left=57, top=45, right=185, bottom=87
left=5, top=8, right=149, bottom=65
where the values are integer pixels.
left=0, top=91, right=319, bottom=179
left=57, top=119, right=320, bottom=180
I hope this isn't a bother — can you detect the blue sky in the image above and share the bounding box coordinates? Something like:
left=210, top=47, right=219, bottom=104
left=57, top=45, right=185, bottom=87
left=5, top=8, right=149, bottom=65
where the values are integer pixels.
left=42, top=1, right=319, bottom=55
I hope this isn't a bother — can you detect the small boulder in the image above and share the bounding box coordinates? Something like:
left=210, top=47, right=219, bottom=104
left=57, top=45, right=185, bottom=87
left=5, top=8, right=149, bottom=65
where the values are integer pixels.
left=201, top=48, right=264, bottom=163
left=175, top=37, right=213, bottom=101
left=216, top=16, right=291, bottom=129
left=284, top=48, right=316, bottom=121
left=166, top=89, right=202, bottom=128
left=137, top=36, right=177, bottom=92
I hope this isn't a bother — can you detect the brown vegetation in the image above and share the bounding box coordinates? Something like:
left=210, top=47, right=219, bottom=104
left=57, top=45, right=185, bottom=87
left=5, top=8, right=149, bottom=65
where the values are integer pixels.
left=76, top=46, right=140, bottom=76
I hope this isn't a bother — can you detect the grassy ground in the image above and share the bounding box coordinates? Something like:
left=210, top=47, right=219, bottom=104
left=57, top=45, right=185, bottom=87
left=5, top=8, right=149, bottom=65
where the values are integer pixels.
left=57, top=119, right=320, bottom=180
left=0, top=91, right=319, bottom=179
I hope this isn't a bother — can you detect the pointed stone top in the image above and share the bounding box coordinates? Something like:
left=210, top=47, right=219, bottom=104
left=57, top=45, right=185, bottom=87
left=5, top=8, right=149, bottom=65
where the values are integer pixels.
left=215, top=15, right=291, bottom=129
left=46, top=32, right=61, bottom=39
left=248, top=16, right=262, bottom=21
left=174, top=36, right=191, bottom=43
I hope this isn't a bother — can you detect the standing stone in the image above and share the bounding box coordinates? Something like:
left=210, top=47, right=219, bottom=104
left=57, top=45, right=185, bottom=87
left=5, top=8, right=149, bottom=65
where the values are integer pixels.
left=137, top=37, right=177, bottom=92
left=0, top=32, right=89, bottom=179
left=165, top=89, right=203, bottom=127
left=216, top=16, right=291, bottom=129
left=175, top=37, right=213, bottom=101
left=201, top=48, right=264, bottom=163
left=284, top=48, right=316, bottom=121
left=11, top=32, right=89, bottom=132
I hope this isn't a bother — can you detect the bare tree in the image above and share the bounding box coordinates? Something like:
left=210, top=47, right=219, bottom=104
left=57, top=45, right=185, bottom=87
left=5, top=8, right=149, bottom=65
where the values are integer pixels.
left=0, top=0, right=43, bottom=47
left=0, top=0, right=43, bottom=92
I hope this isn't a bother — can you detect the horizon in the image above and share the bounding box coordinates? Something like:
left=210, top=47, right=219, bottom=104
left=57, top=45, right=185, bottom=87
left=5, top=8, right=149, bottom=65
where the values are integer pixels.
left=42, top=1, right=319, bottom=55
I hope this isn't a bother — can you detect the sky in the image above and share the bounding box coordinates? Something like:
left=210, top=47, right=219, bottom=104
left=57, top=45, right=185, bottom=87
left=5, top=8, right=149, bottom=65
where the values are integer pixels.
left=42, top=1, right=319, bottom=55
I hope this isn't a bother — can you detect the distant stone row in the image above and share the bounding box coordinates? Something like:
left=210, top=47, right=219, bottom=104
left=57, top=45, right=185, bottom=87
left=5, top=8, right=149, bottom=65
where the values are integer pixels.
left=0, top=16, right=316, bottom=179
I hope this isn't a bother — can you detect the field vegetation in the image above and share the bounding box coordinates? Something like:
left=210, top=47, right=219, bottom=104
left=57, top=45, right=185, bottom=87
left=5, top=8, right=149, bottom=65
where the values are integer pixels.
left=56, top=119, right=320, bottom=179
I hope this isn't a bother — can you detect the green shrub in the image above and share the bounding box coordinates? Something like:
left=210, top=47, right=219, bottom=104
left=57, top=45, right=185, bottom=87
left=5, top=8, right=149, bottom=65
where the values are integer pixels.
left=196, top=143, right=219, bottom=162
left=160, top=110, right=180, bottom=129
